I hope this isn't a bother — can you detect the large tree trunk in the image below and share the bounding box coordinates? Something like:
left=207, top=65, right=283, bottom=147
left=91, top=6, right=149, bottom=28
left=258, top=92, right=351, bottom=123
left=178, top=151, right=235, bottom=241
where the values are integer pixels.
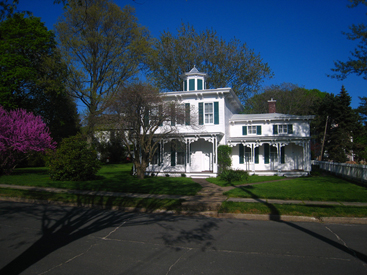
left=135, top=160, right=148, bottom=180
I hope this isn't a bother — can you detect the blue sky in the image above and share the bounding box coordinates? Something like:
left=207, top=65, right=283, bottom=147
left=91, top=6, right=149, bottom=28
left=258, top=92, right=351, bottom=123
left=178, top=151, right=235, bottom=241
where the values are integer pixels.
left=18, top=0, right=367, bottom=109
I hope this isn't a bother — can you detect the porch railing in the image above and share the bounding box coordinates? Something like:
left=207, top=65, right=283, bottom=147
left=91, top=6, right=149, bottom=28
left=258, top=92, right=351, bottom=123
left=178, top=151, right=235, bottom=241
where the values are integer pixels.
left=312, top=160, right=367, bottom=184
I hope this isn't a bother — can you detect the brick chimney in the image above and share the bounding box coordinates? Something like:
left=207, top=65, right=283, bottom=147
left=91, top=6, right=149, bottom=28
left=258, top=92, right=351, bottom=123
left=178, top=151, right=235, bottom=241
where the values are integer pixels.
left=268, top=98, right=276, bottom=113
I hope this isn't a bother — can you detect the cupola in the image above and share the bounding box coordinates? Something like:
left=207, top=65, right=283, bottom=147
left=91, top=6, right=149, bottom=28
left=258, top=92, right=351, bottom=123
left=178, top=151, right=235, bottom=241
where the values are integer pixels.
left=180, top=66, right=207, bottom=91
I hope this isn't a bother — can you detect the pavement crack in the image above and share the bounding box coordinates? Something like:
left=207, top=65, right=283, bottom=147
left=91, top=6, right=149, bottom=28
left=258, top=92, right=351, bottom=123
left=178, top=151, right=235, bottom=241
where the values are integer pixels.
left=102, top=218, right=130, bottom=240
left=37, top=243, right=97, bottom=275
left=166, top=248, right=192, bottom=275
left=325, top=225, right=367, bottom=268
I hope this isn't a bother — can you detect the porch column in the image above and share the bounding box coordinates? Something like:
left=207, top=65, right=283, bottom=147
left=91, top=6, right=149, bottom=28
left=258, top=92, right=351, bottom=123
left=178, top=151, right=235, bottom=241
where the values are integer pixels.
left=213, top=135, right=218, bottom=174
left=186, top=138, right=191, bottom=173
left=277, top=143, right=280, bottom=172
left=252, top=143, right=255, bottom=172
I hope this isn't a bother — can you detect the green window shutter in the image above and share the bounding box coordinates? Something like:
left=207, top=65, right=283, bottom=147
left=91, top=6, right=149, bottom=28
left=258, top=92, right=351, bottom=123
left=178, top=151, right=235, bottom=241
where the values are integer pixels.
left=239, top=144, right=244, bottom=164
left=171, top=105, right=175, bottom=126
left=242, top=126, right=247, bottom=135
left=273, top=125, right=278, bottom=134
left=189, top=79, right=195, bottom=91
left=158, top=143, right=161, bottom=166
left=214, top=101, right=219, bottom=124
left=255, top=147, right=259, bottom=164
left=185, top=103, right=190, bottom=125
left=144, top=108, right=149, bottom=127
left=288, top=124, right=293, bottom=134
left=197, top=79, right=203, bottom=90
left=184, top=80, right=187, bottom=91
left=159, top=105, right=163, bottom=126
left=171, top=143, right=176, bottom=166
left=264, top=143, right=269, bottom=164
left=199, top=102, right=203, bottom=125
left=281, top=146, right=285, bottom=164
left=257, top=125, right=262, bottom=135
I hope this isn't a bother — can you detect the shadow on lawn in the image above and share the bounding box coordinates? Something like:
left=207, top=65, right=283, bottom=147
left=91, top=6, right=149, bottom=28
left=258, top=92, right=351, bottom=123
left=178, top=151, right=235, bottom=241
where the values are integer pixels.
left=233, top=183, right=367, bottom=265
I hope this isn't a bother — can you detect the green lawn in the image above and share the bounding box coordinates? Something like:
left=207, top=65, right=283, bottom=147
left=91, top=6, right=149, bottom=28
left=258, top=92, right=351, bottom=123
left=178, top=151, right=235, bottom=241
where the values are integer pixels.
left=0, top=187, right=184, bottom=211
left=219, top=201, right=367, bottom=218
left=0, top=164, right=202, bottom=196
left=207, top=174, right=285, bottom=187
left=222, top=176, right=367, bottom=202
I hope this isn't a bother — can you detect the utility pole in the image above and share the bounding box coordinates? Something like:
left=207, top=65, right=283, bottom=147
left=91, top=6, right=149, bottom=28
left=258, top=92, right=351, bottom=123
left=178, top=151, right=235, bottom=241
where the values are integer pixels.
left=319, top=115, right=328, bottom=161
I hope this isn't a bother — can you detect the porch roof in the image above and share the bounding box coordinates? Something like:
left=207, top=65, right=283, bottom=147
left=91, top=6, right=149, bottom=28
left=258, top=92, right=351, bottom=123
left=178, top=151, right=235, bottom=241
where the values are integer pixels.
left=227, top=136, right=311, bottom=145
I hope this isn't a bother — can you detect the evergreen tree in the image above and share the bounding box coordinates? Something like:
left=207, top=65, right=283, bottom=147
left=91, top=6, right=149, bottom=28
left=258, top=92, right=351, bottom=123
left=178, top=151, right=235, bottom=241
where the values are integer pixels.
left=315, top=86, right=360, bottom=162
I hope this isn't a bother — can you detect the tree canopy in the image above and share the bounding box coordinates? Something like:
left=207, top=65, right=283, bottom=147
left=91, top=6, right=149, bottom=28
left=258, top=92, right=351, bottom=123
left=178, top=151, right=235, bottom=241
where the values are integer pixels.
left=330, top=0, right=367, bottom=80
left=0, top=13, right=80, bottom=142
left=313, top=86, right=361, bottom=162
left=55, top=0, right=151, bottom=141
left=146, top=23, right=273, bottom=103
left=0, top=13, right=65, bottom=110
left=244, top=83, right=326, bottom=115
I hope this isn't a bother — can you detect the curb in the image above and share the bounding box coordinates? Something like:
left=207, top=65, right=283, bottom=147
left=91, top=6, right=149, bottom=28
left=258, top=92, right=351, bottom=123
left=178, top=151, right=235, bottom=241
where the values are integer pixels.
left=1, top=196, right=367, bottom=225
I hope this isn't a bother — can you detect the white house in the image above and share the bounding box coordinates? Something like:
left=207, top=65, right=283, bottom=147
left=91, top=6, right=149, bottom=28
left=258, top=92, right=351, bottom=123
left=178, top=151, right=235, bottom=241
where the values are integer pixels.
left=146, top=67, right=314, bottom=178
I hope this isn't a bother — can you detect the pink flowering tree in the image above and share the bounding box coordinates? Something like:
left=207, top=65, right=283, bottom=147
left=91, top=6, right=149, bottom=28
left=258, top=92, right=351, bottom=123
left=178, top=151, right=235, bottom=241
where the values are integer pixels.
left=0, top=106, right=57, bottom=174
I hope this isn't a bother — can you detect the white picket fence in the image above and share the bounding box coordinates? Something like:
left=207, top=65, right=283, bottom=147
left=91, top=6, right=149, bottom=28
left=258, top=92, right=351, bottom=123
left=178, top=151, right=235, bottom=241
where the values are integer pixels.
left=312, top=160, right=367, bottom=184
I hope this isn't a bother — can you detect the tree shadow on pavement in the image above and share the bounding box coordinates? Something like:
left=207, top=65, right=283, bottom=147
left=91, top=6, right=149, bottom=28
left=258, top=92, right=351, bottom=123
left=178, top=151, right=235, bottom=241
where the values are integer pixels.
left=0, top=197, right=182, bottom=275
left=234, top=184, right=367, bottom=265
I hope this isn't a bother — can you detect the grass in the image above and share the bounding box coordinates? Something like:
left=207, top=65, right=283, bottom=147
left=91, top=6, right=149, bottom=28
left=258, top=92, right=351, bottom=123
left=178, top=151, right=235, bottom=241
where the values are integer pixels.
left=207, top=174, right=284, bottom=187
left=2, top=164, right=367, bottom=217
left=220, top=201, right=367, bottom=218
left=0, top=163, right=202, bottom=196
left=0, top=188, right=184, bottom=211
left=222, top=175, right=367, bottom=202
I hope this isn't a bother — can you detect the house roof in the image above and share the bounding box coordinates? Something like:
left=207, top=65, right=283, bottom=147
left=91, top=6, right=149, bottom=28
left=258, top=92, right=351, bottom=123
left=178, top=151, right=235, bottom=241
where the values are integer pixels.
left=230, top=113, right=315, bottom=122
left=180, top=66, right=207, bottom=79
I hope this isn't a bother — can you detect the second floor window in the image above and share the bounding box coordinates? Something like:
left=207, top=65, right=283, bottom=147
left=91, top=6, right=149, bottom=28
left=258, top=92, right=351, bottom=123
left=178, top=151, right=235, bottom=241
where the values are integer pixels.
left=205, top=103, right=213, bottom=124
left=242, top=125, right=262, bottom=135
left=273, top=124, right=293, bottom=135
left=199, top=102, right=219, bottom=125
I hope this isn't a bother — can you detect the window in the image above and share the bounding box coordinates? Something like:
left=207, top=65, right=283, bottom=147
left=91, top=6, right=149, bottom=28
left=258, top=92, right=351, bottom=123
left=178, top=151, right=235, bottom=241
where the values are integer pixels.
left=152, top=144, right=160, bottom=165
left=197, top=79, right=203, bottom=90
left=199, top=102, right=219, bottom=125
left=176, top=104, right=185, bottom=125
left=185, top=103, right=190, bottom=125
left=243, top=125, right=261, bottom=135
left=171, top=141, right=185, bottom=166
left=273, top=124, right=293, bottom=135
left=205, top=103, right=213, bottom=124
left=279, top=125, right=288, bottom=134
left=239, top=144, right=251, bottom=164
left=248, top=126, right=257, bottom=134
left=189, top=79, right=195, bottom=91
left=255, top=147, right=259, bottom=164
left=177, top=152, right=185, bottom=165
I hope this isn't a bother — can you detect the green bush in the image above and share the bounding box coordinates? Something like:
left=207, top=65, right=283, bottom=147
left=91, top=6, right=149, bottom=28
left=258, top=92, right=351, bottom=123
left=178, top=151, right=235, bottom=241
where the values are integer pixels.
left=220, top=169, right=249, bottom=185
left=47, top=134, right=101, bottom=181
left=218, top=145, right=232, bottom=173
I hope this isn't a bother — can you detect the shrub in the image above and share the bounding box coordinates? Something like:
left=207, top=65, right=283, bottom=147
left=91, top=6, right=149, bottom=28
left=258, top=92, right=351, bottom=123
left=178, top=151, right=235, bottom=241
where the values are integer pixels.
left=218, top=145, right=232, bottom=173
left=220, top=169, right=249, bottom=185
left=47, top=134, right=101, bottom=181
